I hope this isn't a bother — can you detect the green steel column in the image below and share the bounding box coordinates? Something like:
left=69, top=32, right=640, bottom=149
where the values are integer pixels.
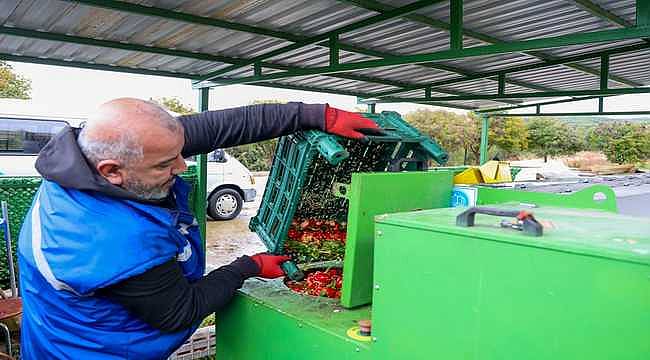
left=638, top=0, right=650, bottom=26
left=329, top=34, right=339, bottom=66
left=197, top=88, right=209, bottom=244
left=498, top=73, right=506, bottom=95
left=450, top=0, right=463, bottom=50
left=367, top=103, right=376, bottom=113
left=479, top=113, right=489, bottom=165
left=600, top=54, right=609, bottom=90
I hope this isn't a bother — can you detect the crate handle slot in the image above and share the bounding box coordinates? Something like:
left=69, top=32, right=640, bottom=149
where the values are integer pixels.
left=388, top=158, right=427, bottom=172
left=332, top=182, right=351, bottom=199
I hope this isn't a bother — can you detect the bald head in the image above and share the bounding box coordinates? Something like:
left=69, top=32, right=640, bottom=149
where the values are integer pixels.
left=79, top=98, right=181, bottom=167
left=78, top=98, right=187, bottom=199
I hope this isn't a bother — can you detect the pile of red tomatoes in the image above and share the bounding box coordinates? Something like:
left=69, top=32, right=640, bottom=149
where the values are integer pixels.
left=286, top=268, right=343, bottom=299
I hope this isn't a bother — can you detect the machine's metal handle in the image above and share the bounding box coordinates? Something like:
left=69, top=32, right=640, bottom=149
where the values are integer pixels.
left=281, top=260, right=305, bottom=281
left=456, top=206, right=543, bottom=237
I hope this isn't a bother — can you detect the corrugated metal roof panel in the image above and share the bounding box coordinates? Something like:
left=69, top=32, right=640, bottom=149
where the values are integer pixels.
left=0, top=0, right=647, bottom=111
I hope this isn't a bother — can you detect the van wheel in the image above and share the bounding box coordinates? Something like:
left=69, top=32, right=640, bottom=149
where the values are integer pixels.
left=208, top=189, right=243, bottom=220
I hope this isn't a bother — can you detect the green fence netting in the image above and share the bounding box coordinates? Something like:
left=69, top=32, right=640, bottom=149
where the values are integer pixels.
left=0, top=164, right=200, bottom=290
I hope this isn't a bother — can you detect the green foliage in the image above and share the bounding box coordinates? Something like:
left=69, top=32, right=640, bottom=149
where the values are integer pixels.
left=526, top=118, right=582, bottom=162
left=226, top=139, right=278, bottom=171
left=0, top=61, right=31, bottom=99
left=151, top=96, right=195, bottom=115
left=587, top=122, right=650, bottom=164
left=491, top=117, right=529, bottom=155
left=405, top=110, right=529, bottom=164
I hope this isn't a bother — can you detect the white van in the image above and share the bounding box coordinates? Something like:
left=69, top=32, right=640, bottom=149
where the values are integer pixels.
left=0, top=114, right=256, bottom=220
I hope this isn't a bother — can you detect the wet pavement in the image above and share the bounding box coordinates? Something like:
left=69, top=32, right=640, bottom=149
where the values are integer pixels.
left=205, top=176, right=268, bottom=271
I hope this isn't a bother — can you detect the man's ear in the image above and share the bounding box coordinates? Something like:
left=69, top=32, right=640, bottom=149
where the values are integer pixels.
left=96, top=160, right=125, bottom=186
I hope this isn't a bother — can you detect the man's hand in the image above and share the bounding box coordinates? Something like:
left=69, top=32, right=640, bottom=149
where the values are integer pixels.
left=325, top=106, right=381, bottom=140
left=250, top=253, right=291, bottom=278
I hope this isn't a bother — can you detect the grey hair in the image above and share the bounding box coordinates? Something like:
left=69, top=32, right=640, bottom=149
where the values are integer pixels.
left=78, top=127, right=144, bottom=167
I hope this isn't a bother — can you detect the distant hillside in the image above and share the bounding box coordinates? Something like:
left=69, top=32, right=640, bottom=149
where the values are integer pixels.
left=522, top=116, right=650, bottom=127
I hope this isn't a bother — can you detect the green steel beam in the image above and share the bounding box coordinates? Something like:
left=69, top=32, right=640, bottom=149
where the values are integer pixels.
left=340, top=0, right=641, bottom=91
left=66, top=0, right=550, bottom=94
left=196, top=26, right=650, bottom=87
left=2, top=27, right=511, bottom=105
left=197, top=0, right=445, bottom=82
left=450, top=0, right=463, bottom=50
left=373, top=42, right=650, bottom=97
left=251, top=82, right=477, bottom=110
left=374, top=87, right=650, bottom=102
left=196, top=88, right=209, bottom=244
left=0, top=52, right=199, bottom=79
left=639, top=0, right=650, bottom=27
left=421, top=63, right=556, bottom=92
left=494, top=111, right=650, bottom=117
left=479, top=114, right=489, bottom=165
left=476, top=95, right=611, bottom=113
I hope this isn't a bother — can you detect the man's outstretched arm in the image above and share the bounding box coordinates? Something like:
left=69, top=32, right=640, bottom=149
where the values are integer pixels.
left=177, top=103, right=379, bottom=157
left=178, top=103, right=325, bottom=157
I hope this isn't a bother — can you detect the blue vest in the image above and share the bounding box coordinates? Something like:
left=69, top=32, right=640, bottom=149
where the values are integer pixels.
left=18, top=177, right=205, bottom=359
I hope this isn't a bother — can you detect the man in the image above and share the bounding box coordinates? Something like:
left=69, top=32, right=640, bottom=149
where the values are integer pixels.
left=18, top=98, right=378, bottom=359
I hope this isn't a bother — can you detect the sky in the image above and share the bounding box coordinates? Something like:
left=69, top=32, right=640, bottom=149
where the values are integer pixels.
left=3, top=61, right=649, bottom=119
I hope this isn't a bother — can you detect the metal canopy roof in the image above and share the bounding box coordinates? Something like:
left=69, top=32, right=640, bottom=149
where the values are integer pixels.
left=1, top=0, right=649, bottom=111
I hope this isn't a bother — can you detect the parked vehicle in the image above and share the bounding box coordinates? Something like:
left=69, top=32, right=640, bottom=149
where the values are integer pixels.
left=0, top=114, right=256, bottom=220
left=202, top=149, right=257, bottom=221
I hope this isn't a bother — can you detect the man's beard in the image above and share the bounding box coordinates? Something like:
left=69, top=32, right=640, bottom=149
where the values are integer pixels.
left=123, top=175, right=175, bottom=200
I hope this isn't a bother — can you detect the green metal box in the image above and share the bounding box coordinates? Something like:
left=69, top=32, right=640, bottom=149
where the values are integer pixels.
left=372, top=205, right=650, bottom=359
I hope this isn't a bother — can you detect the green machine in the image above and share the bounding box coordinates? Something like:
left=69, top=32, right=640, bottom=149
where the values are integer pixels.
left=216, top=114, right=649, bottom=360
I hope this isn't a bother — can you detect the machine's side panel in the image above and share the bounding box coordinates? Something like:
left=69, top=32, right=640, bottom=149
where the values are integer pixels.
left=371, top=215, right=649, bottom=359
left=216, top=292, right=373, bottom=360
left=341, top=171, right=454, bottom=308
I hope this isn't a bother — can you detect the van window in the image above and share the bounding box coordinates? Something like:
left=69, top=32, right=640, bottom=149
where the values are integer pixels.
left=0, top=117, right=68, bottom=155
left=209, top=149, right=227, bottom=163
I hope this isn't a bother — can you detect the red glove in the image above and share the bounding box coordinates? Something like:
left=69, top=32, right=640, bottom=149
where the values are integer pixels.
left=325, top=105, right=381, bottom=139
left=250, top=253, right=291, bottom=278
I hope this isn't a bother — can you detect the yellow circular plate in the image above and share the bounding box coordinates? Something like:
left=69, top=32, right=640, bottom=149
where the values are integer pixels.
left=346, top=326, right=371, bottom=342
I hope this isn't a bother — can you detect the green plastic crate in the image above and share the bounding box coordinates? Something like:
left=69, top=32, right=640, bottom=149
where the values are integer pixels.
left=250, top=111, right=448, bottom=257
left=0, top=165, right=200, bottom=289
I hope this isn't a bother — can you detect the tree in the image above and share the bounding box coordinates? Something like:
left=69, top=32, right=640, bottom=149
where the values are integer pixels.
left=460, top=113, right=530, bottom=164
left=404, top=110, right=529, bottom=165
left=587, top=122, right=650, bottom=164
left=0, top=61, right=31, bottom=99
left=526, top=118, right=581, bottom=162
left=490, top=117, right=529, bottom=157
left=404, top=109, right=470, bottom=164
left=151, top=96, right=195, bottom=115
